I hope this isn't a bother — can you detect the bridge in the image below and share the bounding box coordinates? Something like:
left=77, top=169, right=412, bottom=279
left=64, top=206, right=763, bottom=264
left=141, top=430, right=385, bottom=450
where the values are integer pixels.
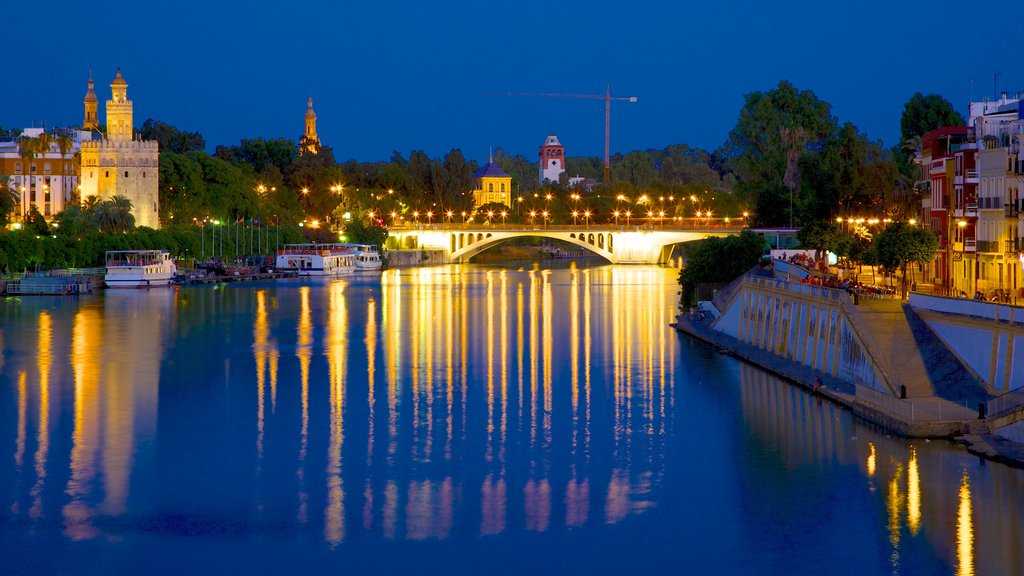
left=385, top=224, right=741, bottom=264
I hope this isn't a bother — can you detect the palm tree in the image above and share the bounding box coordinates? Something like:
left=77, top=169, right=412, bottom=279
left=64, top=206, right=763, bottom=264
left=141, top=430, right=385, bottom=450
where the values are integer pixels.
left=0, top=173, right=19, bottom=226
left=96, top=195, right=135, bottom=233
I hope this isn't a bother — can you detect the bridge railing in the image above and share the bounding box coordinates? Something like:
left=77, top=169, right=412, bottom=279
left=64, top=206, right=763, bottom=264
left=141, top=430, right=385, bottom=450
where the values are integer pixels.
left=388, top=222, right=747, bottom=232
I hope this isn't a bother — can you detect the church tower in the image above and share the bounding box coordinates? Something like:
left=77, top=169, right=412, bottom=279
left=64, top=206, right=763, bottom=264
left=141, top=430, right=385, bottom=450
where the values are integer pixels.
left=83, top=72, right=98, bottom=130
left=302, top=97, right=320, bottom=154
left=106, top=69, right=133, bottom=141
left=539, top=134, right=566, bottom=183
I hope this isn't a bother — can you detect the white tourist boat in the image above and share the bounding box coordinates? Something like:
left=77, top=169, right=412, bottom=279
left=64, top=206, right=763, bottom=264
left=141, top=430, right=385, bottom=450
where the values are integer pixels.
left=276, top=243, right=355, bottom=276
left=104, top=250, right=177, bottom=288
left=341, top=243, right=383, bottom=270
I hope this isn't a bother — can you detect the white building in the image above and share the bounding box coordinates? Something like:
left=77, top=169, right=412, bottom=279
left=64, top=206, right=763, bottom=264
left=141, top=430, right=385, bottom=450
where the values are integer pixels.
left=0, top=127, right=94, bottom=220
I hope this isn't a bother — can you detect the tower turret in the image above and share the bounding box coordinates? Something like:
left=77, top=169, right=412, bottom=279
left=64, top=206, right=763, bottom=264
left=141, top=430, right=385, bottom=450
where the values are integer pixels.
left=302, top=98, right=320, bottom=154
left=106, top=68, right=134, bottom=140
left=83, top=72, right=98, bottom=130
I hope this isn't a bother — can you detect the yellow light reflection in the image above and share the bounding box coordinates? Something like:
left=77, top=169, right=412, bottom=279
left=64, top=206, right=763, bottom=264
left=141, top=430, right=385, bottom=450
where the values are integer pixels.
left=30, top=311, right=52, bottom=519
left=956, top=470, right=974, bottom=576
left=907, top=445, right=920, bottom=535
left=324, top=281, right=348, bottom=545
left=64, top=308, right=101, bottom=540
left=866, top=442, right=876, bottom=477
left=887, top=464, right=903, bottom=570
left=296, top=286, right=312, bottom=524
left=15, top=371, right=27, bottom=472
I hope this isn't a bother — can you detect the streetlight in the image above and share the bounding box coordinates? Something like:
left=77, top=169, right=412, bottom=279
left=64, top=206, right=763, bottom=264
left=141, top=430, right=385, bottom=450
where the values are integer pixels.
left=528, top=210, right=537, bottom=225
left=625, top=210, right=632, bottom=226
left=486, top=210, right=493, bottom=225
left=541, top=210, right=550, bottom=227
left=571, top=210, right=579, bottom=226
left=613, top=210, right=620, bottom=225
left=583, top=210, right=592, bottom=227
left=446, top=210, right=454, bottom=224
left=500, top=210, right=507, bottom=226
left=426, top=211, right=434, bottom=225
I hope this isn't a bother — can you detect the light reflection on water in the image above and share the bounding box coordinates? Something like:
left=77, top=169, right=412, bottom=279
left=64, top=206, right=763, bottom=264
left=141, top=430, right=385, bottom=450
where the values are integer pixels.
left=0, top=263, right=1022, bottom=574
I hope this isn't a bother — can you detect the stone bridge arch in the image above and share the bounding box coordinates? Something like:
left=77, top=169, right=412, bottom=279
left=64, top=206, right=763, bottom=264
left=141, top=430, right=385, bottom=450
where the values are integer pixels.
left=451, top=231, right=615, bottom=263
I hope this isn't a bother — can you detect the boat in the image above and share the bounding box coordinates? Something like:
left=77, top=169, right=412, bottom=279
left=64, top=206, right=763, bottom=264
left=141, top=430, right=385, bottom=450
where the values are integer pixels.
left=341, top=243, right=383, bottom=270
left=276, top=243, right=355, bottom=276
left=104, top=250, right=177, bottom=288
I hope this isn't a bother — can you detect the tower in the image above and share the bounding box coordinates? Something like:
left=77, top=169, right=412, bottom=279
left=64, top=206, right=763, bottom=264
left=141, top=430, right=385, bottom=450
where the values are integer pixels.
left=302, top=97, right=320, bottom=154
left=83, top=72, right=98, bottom=130
left=79, top=68, right=160, bottom=228
left=106, top=68, right=133, bottom=141
left=539, top=134, right=565, bottom=183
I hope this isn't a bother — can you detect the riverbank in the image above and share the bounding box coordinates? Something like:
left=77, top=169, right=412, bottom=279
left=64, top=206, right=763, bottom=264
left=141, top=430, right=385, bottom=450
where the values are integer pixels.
left=673, top=312, right=1024, bottom=469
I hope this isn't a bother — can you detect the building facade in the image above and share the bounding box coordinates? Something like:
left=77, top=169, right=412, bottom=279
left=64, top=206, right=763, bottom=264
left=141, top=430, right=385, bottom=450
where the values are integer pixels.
left=472, top=155, right=513, bottom=208
left=538, top=134, right=565, bottom=183
left=78, top=69, right=160, bottom=229
left=920, top=93, right=1024, bottom=299
left=0, top=127, right=90, bottom=220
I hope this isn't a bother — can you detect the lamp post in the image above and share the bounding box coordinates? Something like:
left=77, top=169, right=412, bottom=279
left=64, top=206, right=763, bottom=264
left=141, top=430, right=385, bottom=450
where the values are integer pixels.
left=583, top=210, right=592, bottom=228
left=500, top=210, right=507, bottom=226
left=957, top=219, right=967, bottom=296
left=613, top=210, right=620, bottom=226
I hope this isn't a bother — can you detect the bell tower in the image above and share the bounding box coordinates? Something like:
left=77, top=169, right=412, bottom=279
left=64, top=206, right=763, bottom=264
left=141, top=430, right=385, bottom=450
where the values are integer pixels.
left=302, top=98, right=320, bottom=154
left=106, top=68, right=133, bottom=141
left=539, top=134, right=566, bottom=183
left=83, top=72, right=98, bottom=130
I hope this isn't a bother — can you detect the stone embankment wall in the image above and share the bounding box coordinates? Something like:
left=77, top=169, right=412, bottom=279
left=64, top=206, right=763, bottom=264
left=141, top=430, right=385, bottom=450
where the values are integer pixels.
left=385, top=249, right=451, bottom=268
left=712, top=275, right=896, bottom=394
left=908, top=293, right=1024, bottom=392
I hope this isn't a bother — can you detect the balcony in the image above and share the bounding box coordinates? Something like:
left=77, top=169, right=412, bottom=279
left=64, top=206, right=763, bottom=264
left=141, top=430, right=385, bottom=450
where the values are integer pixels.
left=966, top=169, right=979, bottom=182
left=1006, top=238, right=1021, bottom=255
left=1007, top=202, right=1021, bottom=218
left=965, top=202, right=978, bottom=217
left=976, top=240, right=1000, bottom=253
left=965, top=238, right=976, bottom=252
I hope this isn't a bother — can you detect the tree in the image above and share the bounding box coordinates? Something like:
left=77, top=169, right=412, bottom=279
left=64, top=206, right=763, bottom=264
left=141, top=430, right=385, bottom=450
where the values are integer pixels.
left=140, top=119, right=205, bottom=153
left=94, top=195, right=135, bottom=233
left=726, top=80, right=837, bottom=227
left=343, top=219, right=388, bottom=250
left=677, top=230, right=765, bottom=306
left=796, top=220, right=845, bottom=257
left=0, top=174, right=17, bottom=227
left=899, top=93, right=964, bottom=145
left=25, top=205, right=50, bottom=235
left=874, top=222, right=938, bottom=297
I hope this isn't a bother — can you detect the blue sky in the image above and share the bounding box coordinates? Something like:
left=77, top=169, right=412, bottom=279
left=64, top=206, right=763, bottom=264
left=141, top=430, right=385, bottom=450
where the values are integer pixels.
left=4, top=0, right=1019, bottom=164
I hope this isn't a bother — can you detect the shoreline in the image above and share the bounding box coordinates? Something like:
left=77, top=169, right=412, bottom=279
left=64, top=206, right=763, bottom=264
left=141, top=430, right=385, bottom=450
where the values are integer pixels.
left=672, top=314, right=1024, bottom=470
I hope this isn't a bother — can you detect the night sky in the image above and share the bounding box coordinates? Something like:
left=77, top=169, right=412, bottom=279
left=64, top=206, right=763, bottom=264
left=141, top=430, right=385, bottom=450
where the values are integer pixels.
left=5, top=0, right=1019, bottom=163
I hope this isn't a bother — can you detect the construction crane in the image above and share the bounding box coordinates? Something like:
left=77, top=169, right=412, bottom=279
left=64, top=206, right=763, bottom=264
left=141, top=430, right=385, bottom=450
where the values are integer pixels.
left=493, top=86, right=637, bottom=183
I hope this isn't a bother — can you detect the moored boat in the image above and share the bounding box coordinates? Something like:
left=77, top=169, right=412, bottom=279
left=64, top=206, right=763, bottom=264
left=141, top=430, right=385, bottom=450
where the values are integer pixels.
left=275, top=243, right=355, bottom=276
left=341, top=243, right=383, bottom=270
left=104, top=250, right=177, bottom=288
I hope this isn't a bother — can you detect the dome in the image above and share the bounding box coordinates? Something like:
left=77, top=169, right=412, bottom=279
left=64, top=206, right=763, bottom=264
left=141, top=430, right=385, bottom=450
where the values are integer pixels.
left=84, top=78, right=97, bottom=102
left=305, top=98, right=316, bottom=118
left=110, top=68, right=127, bottom=87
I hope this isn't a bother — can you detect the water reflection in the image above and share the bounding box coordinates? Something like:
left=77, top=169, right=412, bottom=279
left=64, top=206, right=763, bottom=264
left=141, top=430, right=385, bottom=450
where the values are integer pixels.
left=1, top=266, right=1023, bottom=575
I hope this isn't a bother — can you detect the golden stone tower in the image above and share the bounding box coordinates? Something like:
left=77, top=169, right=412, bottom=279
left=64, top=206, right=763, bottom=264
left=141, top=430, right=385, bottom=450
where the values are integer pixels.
left=78, top=69, right=160, bottom=228
left=302, top=97, right=320, bottom=154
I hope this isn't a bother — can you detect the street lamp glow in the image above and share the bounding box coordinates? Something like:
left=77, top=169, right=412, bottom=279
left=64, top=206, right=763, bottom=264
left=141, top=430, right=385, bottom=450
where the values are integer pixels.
left=909, top=218, right=917, bottom=226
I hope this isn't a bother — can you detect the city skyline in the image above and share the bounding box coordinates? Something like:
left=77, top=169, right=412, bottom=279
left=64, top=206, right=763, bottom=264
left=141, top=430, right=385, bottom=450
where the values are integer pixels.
left=3, top=0, right=1020, bottom=164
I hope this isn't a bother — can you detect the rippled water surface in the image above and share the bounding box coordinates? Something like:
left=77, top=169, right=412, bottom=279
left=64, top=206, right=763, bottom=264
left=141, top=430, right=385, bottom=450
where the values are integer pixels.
left=1, top=263, right=1023, bottom=575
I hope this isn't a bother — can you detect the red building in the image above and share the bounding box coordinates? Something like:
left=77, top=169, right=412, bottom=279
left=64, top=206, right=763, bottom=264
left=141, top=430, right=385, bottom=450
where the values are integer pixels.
left=921, top=127, right=977, bottom=294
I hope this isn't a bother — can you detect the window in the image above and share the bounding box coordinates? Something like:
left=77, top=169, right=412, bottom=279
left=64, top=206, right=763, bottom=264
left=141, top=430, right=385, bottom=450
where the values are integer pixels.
left=105, top=171, right=109, bottom=178
left=44, top=162, right=51, bottom=174
left=500, top=183, right=505, bottom=192
left=124, top=171, right=128, bottom=177
left=488, top=183, right=493, bottom=192
left=14, top=162, right=20, bottom=174
left=143, top=171, right=146, bottom=178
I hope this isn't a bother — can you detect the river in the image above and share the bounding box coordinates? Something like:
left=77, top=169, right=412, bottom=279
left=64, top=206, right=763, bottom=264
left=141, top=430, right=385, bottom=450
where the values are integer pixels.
left=1, top=263, right=1022, bottom=575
